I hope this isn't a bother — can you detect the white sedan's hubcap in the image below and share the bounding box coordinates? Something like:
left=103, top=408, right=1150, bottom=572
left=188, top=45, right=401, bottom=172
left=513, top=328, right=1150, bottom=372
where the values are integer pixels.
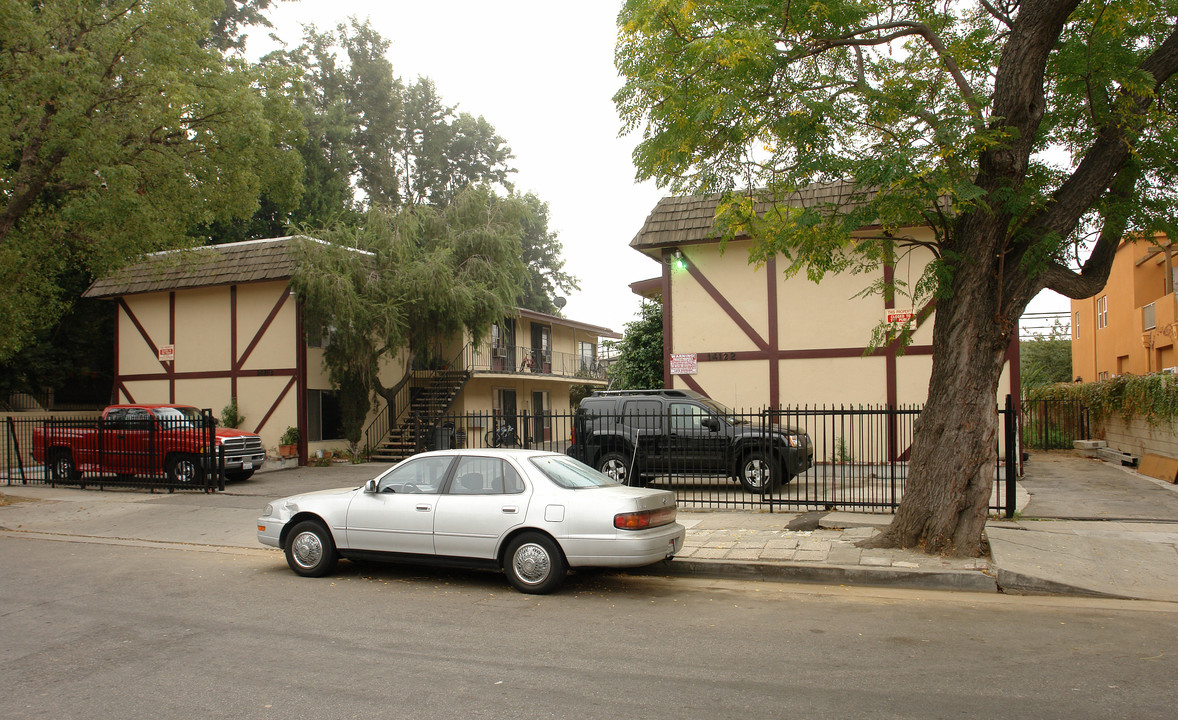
left=513, top=544, right=551, bottom=584
left=292, top=532, right=323, bottom=568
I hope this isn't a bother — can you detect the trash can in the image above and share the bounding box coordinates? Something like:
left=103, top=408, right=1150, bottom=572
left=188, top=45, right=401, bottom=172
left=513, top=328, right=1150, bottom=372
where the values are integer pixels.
left=434, top=422, right=455, bottom=450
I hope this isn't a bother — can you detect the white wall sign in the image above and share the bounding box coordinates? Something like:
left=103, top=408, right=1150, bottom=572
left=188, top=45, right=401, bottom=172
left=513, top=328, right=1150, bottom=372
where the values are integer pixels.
left=670, top=353, right=697, bottom=375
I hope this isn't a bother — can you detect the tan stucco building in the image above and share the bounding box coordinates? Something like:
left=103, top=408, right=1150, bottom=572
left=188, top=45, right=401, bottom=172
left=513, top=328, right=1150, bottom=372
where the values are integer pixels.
left=1071, top=234, right=1178, bottom=381
left=84, top=237, right=617, bottom=464
left=630, top=187, right=1020, bottom=411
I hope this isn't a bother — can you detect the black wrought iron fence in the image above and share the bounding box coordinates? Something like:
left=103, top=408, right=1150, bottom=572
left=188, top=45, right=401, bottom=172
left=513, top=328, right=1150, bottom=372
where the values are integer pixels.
left=412, top=399, right=1020, bottom=517
left=1021, top=398, right=1088, bottom=449
left=3, top=411, right=226, bottom=492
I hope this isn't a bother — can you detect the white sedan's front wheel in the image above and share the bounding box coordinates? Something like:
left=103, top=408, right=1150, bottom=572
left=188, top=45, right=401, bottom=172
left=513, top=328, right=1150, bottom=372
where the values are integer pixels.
left=504, top=533, right=567, bottom=594
left=284, top=520, right=338, bottom=577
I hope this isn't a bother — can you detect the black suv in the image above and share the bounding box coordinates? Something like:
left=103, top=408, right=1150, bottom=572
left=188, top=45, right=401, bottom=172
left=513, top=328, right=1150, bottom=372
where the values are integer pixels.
left=568, top=389, right=812, bottom=494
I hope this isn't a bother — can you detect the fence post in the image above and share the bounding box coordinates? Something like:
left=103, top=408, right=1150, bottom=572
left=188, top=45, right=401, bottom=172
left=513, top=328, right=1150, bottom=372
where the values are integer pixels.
left=1040, top=398, right=1047, bottom=450
left=7, top=416, right=26, bottom=484
left=1005, top=394, right=1017, bottom=519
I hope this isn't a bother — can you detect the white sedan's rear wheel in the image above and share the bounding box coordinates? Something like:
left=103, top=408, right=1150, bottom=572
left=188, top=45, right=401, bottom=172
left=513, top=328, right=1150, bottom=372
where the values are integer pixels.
left=504, top=533, right=566, bottom=594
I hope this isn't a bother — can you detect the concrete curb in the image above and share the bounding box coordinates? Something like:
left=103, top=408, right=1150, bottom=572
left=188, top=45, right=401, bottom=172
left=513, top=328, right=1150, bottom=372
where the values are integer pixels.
left=992, top=567, right=1126, bottom=599
left=632, top=557, right=999, bottom=593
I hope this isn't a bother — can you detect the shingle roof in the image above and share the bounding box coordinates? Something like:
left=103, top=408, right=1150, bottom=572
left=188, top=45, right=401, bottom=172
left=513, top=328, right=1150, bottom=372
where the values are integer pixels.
left=83, top=237, right=304, bottom=298
left=629, top=181, right=874, bottom=257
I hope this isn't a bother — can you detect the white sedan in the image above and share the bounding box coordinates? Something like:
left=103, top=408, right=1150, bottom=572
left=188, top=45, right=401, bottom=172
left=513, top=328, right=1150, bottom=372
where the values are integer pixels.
left=257, top=449, right=685, bottom=594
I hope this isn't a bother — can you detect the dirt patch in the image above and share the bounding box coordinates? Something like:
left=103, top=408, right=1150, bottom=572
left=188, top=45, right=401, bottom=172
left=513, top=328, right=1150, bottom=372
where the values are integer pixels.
left=786, top=510, right=829, bottom=531
left=0, top=491, right=38, bottom=506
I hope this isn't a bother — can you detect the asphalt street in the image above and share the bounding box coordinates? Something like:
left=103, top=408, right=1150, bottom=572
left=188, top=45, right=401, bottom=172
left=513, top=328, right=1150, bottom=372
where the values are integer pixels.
left=3, top=535, right=1177, bottom=720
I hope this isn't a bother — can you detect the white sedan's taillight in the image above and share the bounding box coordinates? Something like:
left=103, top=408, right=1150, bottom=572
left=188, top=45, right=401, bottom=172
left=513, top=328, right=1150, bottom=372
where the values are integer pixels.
left=614, top=506, right=676, bottom=530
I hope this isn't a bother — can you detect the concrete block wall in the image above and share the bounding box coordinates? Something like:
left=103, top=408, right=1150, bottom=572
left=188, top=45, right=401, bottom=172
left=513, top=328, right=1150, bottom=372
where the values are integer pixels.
left=1093, top=414, right=1178, bottom=460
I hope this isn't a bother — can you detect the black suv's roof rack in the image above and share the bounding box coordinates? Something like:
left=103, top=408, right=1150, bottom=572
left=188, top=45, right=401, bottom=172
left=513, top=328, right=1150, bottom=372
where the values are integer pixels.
left=588, top=389, right=703, bottom=399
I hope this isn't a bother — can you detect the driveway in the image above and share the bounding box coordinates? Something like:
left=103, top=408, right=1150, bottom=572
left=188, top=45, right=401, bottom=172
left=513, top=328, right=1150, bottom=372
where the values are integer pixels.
left=1020, top=450, right=1178, bottom=521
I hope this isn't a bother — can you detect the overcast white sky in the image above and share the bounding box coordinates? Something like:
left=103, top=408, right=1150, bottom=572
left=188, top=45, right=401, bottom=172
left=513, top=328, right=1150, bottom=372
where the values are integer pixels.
left=249, top=0, right=1069, bottom=335
left=250, top=0, right=665, bottom=334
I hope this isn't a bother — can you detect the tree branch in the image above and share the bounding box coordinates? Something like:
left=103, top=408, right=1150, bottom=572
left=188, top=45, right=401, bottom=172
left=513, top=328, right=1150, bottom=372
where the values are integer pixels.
left=1032, top=23, right=1178, bottom=241
left=802, top=21, right=984, bottom=125
left=977, top=0, right=1014, bottom=29
left=1039, top=159, right=1140, bottom=300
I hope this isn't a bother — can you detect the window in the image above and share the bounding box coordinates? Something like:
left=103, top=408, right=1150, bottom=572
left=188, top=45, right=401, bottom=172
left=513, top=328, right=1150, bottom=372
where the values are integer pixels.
left=1074, top=312, right=1080, bottom=340
left=124, top=408, right=152, bottom=431
left=621, top=399, right=663, bottom=433
left=1145, top=302, right=1157, bottom=331
left=670, top=402, right=710, bottom=431
left=447, top=456, right=525, bottom=495
left=306, top=324, right=334, bottom=349
left=1097, top=296, right=1108, bottom=329
left=531, top=455, right=617, bottom=488
left=306, top=390, right=343, bottom=441
left=375, top=456, right=455, bottom=494
left=578, top=341, right=597, bottom=372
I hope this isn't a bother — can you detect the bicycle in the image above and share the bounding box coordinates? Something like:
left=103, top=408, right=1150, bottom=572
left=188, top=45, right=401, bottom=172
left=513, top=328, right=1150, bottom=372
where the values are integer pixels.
left=484, top=423, right=521, bottom=448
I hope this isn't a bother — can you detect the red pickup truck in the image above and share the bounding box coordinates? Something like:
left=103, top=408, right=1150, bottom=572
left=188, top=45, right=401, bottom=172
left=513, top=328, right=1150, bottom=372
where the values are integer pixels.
left=33, top=404, right=266, bottom=485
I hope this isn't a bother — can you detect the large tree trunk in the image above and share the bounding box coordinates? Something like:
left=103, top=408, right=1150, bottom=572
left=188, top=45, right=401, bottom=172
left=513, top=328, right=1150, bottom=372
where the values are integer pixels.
left=866, top=247, right=1013, bottom=557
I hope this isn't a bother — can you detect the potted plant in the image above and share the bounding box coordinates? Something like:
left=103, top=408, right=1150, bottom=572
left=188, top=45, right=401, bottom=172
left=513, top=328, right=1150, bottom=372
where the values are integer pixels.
left=279, top=426, right=299, bottom=458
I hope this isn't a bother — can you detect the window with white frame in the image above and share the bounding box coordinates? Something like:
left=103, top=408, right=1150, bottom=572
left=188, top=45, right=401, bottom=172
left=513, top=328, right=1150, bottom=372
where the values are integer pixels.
left=578, top=341, right=596, bottom=372
left=1097, top=296, right=1108, bottom=329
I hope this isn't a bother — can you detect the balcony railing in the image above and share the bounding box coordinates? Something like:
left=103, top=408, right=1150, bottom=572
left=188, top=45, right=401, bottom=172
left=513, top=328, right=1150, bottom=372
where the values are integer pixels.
left=462, top=343, right=607, bottom=381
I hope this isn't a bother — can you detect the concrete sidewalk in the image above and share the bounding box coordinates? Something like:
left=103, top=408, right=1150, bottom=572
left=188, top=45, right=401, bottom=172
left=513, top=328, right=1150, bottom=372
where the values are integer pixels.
left=3, top=451, right=1178, bottom=601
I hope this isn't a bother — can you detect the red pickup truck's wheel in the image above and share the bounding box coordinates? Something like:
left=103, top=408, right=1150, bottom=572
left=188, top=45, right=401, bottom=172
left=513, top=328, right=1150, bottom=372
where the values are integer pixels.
left=165, top=454, right=204, bottom=485
left=48, top=449, right=82, bottom=482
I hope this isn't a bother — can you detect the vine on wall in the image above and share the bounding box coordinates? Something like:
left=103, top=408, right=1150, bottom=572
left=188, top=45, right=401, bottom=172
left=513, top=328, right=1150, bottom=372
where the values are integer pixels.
left=1026, top=373, right=1178, bottom=426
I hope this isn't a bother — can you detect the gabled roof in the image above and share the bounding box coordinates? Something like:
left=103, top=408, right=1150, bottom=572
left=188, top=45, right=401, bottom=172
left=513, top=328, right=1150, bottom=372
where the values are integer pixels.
left=516, top=307, right=621, bottom=339
left=83, top=237, right=304, bottom=298
left=629, top=181, right=874, bottom=258
left=82, top=238, right=621, bottom=337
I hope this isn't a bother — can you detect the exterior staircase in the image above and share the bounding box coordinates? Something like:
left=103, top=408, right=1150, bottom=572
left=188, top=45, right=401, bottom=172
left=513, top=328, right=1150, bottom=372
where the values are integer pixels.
left=369, top=369, right=470, bottom=464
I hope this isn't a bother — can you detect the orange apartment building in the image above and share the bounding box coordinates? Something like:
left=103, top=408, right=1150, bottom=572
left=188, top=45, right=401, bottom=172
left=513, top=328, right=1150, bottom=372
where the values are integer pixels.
left=1071, top=235, right=1178, bottom=382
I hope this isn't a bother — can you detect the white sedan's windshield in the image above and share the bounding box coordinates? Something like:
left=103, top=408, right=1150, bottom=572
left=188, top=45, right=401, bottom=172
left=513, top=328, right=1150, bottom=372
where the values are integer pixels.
left=530, top=455, right=619, bottom=489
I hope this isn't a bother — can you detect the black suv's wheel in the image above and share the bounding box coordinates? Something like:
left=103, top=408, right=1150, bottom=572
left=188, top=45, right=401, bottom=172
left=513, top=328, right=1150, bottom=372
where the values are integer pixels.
left=503, top=532, right=566, bottom=594
left=738, top=451, right=781, bottom=494
left=597, top=451, right=633, bottom=485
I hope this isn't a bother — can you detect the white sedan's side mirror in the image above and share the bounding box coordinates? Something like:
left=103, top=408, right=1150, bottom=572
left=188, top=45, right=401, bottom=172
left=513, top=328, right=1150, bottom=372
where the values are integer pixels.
left=364, top=479, right=378, bottom=493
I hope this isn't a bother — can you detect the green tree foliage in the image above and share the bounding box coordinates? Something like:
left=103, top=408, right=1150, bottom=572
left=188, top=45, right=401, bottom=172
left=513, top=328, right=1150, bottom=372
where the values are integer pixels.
left=290, top=186, right=529, bottom=446
left=615, top=1, right=1178, bottom=555
left=0, top=273, right=112, bottom=409
left=263, top=20, right=515, bottom=211
left=207, top=0, right=289, bottom=54
left=1021, top=323, right=1074, bottom=391
left=515, top=193, right=579, bottom=313
left=0, top=0, right=304, bottom=361
left=607, top=300, right=665, bottom=390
